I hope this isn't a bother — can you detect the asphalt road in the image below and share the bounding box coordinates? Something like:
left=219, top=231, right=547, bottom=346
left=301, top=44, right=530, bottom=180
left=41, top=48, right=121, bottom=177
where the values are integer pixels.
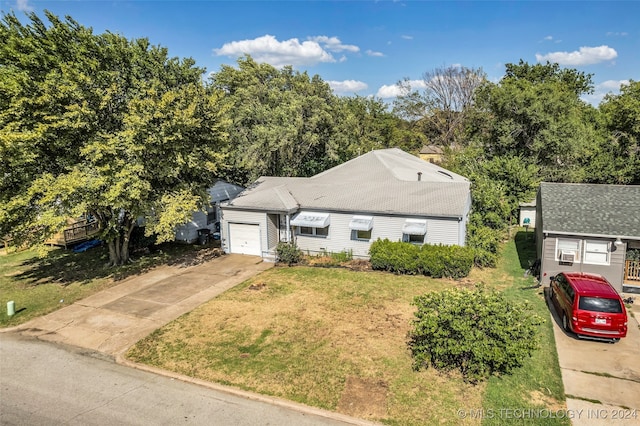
left=0, top=334, right=352, bottom=426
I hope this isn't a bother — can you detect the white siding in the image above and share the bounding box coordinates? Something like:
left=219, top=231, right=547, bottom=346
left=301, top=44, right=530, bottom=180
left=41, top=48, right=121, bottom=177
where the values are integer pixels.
left=221, top=209, right=270, bottom=256
left=294, top=212, right=463, bottom=259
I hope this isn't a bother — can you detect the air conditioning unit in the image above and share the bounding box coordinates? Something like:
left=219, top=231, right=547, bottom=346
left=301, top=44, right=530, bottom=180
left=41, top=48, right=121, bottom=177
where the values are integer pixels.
left=560, top=251, right=576, bottom=262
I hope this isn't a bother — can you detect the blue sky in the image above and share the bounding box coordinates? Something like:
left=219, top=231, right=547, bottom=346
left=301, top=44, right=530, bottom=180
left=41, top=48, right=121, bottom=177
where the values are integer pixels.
left=2, top=1, right=639, bottom=105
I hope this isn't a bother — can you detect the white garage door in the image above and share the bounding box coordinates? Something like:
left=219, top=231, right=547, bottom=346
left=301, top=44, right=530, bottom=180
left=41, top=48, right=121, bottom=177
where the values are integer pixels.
left=228, top=223, right=262, bottom=256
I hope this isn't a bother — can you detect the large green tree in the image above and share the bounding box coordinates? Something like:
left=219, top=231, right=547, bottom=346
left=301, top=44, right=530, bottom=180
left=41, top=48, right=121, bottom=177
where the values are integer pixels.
left=210, top=56, right=411, bottom=185
left=473, top=60, right=599, bottom=182
left=210, top=56, right=336, bottom=183
left=588, top=80, right=640, bottom=184
left=0, top=12, right=228, bottom=265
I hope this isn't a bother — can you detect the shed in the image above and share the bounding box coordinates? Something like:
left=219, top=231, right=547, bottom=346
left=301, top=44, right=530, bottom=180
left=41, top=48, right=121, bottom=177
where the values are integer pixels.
left=519, top=201, right=536, bottom=228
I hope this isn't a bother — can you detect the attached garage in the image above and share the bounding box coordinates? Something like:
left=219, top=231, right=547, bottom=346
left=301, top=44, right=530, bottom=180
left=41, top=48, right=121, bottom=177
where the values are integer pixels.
left=228, top=223, right=262, bottom=256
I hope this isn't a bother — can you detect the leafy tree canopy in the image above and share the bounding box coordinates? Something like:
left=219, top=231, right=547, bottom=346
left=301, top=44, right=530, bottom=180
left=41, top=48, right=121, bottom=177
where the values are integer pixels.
left=473, top=60, right=599, bottom=182
left=0, top=11, right=228, bottom=265
left=210, top=55, right=412, bottom=185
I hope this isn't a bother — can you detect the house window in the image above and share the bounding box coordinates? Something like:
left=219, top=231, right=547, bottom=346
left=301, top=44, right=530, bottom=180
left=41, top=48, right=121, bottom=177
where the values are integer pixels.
left=352, top=229, right=372, bottom=241
left=583, top=240, right=611, bottom=265
left=291, top=211, right=330, bottom=238
left=403, top=233, right=425, bottom=244
left=297, top=226, right=329, bottom=238
left=349, top=215, right=373, bottom=242
left=556, top=238, right=581, bottom=263
left=401, top=219, right=427, bottom=245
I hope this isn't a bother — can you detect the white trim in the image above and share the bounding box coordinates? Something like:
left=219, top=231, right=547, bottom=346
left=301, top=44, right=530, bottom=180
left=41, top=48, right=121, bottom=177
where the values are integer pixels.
left=583, top=240, right=611, bottom=265
left=555, top=238, right=581, bottom=263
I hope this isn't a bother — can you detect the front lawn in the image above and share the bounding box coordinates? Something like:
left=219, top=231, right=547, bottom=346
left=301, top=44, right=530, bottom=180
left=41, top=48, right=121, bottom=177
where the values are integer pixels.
left=127, top=231, right=567, bottom=425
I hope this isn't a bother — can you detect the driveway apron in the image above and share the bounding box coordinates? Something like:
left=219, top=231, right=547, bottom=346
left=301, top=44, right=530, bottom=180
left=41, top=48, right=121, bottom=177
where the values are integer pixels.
left=548, top=288, right=640, bottom=425
left=8, top=254, right=272, bottom=357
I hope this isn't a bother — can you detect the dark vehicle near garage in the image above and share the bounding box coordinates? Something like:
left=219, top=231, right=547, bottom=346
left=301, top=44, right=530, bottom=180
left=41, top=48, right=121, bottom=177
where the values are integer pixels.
left=550, top=272, right=628, bottom=341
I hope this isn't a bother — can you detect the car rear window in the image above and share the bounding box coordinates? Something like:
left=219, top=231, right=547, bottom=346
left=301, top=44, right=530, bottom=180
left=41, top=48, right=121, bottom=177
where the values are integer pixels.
left=578, top=296, right=623, bottom=313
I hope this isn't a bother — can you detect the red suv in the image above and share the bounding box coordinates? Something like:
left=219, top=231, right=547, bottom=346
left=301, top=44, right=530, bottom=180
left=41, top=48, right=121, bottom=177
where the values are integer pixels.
left=550, top=272, right=628, bottom=341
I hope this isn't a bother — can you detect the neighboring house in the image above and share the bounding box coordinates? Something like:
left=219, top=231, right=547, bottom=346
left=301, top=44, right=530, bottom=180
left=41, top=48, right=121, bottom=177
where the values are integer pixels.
left=418, top=145, right=444, bottom=164
left=220, top=148, right=471, bottom=261
left=535, top=182, right=640, bottom=292
left=174, top=180, right=245, bottom=243
left=519, top=201, right=536, bottom=228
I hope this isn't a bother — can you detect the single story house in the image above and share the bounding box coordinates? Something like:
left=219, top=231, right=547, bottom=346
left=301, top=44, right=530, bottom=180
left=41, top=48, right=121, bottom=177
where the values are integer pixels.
left=535, top=182, right=640, bottom=292
left=220, top=148, right=471, bottom=260
left=174, top=180, right=244, bottom=243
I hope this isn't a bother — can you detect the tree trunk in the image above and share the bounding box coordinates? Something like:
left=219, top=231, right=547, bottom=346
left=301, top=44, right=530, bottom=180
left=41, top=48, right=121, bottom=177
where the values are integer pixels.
left=106, top=218, right=137, bottom=266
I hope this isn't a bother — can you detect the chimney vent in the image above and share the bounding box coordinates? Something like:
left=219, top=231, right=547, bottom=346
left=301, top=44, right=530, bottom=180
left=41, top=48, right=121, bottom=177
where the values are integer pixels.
left=417, top=172, right=422, bottom=181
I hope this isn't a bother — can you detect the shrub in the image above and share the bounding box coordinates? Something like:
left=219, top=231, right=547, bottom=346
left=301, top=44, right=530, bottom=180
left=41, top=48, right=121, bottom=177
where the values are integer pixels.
left=409, top=285, right=542, bottom=383
left=369, top=239, right=473, bottom=278
left=369, top=239, right=420, bottom=274
left=419, top=244, right=474, bottom=279
left=466, top=221, right=503, bottom=268
left=275, top=242, right=303, bottom=266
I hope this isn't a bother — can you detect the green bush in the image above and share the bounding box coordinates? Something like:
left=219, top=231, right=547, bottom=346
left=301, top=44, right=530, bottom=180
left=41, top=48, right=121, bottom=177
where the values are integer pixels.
left=275, top=242, right=303, bottom=266
left=369, top=239, right=420, bottom=274
left=409, top=285, right=542, bottom=383
left=466, top=221, right=503, bottom=267
left=369, top=239, right=474, bottom=278
left=419, top=244, right=474, bottom=279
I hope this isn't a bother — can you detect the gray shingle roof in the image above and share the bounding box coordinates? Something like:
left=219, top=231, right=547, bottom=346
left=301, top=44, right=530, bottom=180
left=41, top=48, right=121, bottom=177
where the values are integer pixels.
left=226, top=148, right=470, bottom=218
left=539, top=182, right=640, bottom=238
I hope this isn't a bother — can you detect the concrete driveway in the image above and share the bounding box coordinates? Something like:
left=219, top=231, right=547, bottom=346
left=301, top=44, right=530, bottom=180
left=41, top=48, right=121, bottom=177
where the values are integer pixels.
left=5, top=253, right=272, bottom=358
left=547, top=288, right=640, bottom=425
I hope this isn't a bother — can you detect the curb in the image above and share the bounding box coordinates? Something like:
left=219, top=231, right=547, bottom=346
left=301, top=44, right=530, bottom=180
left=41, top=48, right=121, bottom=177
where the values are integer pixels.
left=114, top=352, right=381, bottom=426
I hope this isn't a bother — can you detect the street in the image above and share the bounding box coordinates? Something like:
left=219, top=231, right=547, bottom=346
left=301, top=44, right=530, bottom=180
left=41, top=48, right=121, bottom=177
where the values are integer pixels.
left=0, top=333, right=356, bottom=426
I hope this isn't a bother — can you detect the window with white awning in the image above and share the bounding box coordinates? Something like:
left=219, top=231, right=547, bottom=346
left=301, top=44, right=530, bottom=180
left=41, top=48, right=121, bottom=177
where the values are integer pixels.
left=290, top=211, right=330, bottom=228
left=402, top=219, right=427, bottom=244
left=349, top=215, right=373, bottom=231
left=402, top=219, right=427, bottom=235
left=349, top=215, right=373, bottom=241
left=291, top=211, right=330, bottom=238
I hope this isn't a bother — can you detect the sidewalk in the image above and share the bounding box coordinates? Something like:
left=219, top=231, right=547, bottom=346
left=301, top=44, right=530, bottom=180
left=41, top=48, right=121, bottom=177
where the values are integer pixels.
left=4, top=254, right=272, bottom=358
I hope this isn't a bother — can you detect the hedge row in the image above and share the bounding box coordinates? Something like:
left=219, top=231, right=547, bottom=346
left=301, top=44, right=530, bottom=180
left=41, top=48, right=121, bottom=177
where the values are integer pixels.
left=369, top=239, right=474, bottom=279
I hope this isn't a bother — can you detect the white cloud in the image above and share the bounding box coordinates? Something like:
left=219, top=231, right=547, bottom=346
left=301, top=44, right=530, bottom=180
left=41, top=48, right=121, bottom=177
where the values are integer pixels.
left=366, top=50, right=385, bottom=57
left=598, top=79, right=629, bottom=91
left=535, top=45, right=617, bottom=66
left=544, top=35, right=553, bottom=41
left=606, top=31, right=628, bottom=37
left=16, top=0, right=33, bottom=12
left=376, top=79, right=427, bottom=98
left=401, top=35, right=413, bottom=40
left=214, top=35, right=336, bottom=67
left=581, top=79, right=630, bottom=106
left=308, top=36, right=359, bottom=53
left=328, top=80, right=368, bottom=94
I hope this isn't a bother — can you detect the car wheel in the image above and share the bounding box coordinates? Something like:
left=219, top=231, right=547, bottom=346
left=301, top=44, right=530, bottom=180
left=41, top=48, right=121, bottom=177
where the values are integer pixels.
left=562, top=313, right=570, bottom=332
left=611, top=338, right=620, bottom=343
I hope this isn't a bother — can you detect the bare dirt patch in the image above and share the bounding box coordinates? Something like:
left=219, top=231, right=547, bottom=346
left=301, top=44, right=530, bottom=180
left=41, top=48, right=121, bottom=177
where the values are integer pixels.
left=337, top=376, right=388, bottom=419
